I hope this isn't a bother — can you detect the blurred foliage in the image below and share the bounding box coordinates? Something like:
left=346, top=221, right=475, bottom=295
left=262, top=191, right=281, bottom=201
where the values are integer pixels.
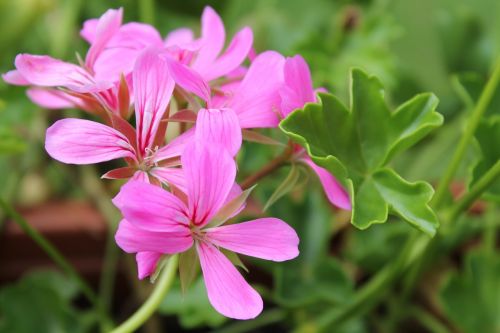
left=0, top=270, right=96, bottom=333
left=0, top=0, right=498, bottom=332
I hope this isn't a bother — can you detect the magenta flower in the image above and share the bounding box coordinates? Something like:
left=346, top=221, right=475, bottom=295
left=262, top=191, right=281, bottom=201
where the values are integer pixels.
left=113, top=141, right=299, bottom=319
left=280, top=55, right=351, bottom=210
left=44, top=48, right=187, bottom=186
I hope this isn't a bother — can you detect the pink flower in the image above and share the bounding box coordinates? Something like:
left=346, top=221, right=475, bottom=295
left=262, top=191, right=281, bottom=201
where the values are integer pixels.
left=2, top=8, right=124, bottom=112
left=44, top=48, right=187, bottom=186
left=280, top=55, right=351, bottom=210
left=113, top=141, right=299, bottom=319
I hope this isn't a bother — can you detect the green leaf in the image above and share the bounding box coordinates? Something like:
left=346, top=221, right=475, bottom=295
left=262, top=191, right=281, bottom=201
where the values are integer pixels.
left=179, top=247, right=199, bottom=293
left=264, top=163, right=301, bottom=210
left=439, top=250, right=500, bottom=333
left=470, top=117, right=500, bottom=202
left=280, top=68, right=442, bottom=235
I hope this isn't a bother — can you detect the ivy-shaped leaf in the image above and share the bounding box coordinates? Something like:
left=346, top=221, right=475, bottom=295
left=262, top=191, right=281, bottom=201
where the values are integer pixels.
left=280, top=68, right=442, bottom=236
left=470, top=117, right=500, bottom=202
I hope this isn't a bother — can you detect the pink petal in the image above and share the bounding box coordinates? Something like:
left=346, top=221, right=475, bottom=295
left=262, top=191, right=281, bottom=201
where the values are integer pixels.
left=115, top=219, right=192, bottom=254
left=164, top=28, right=195, bottom=47
left=150, top=167, right=186, bottom=192
left=192, top=6, right=225, bottom=71
left=113, top=180, right=189, bottom=232
left=197, top=241, right=263, bottom=319
left=80, top=18, right=98, bottom=43
left=85, top=8, right=123, bottom=69
left=182, top=141, right=236, bottom=226
left=195, top=108, right=242, bottom=156
left=165, top=57, right=210, bottom=102
left=134, top=48, right=175, bottom=153
left=2, top=70, right=29, bottom=85
left=280, top=55, right=315, bottom=118
left=136, top=251, right=161, bottom=279
left=45, top=118, right=135, bottom=164
left=108, top=22, right=163, bottom=49
left=205, top=218, right=299, bottom=262
left=153, top=128, right=194, bottom=163
left=93, top=48, right=140, bottom=83
left=27, top=88, right=79, bottom=109
left=302, top=157, right=351, bottom=210
left=230, top=51, right=285, bottom=128
left=201, top=27, right=253, bottom=81
left=14, top=54, right=112, bottom=93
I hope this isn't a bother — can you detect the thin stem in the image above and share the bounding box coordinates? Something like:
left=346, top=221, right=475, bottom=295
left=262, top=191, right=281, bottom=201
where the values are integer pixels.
left=213, top=309, right=286, bottom=333
left=447, top=160, right=500, bottom=223
left=409, top=306, right=452, bottom=333
left=432, top=57, right=500, bottom=208
left=109, top=254, right=179, bottom=333
left=240, top=145, right=293, bottom=190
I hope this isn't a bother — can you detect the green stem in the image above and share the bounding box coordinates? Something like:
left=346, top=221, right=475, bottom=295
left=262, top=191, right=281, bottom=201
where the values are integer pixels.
left=0, top=198, right=112, bottom=328
left=409, top=306, right=451, bottom=333
left=214, top=309, right=286, bottom=333
left=109, top=255, right=178, bottom=333
left=432, top=57, right=500, bottom=208
left=447, top=160, right=500, bottom=223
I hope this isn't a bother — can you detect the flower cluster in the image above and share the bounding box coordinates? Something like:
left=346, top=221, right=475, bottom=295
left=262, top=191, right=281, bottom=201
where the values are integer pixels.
left=3, top=7, right=350, bottom=319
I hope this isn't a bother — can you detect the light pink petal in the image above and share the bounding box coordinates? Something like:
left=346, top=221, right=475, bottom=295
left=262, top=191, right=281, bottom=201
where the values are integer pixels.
left=14, top=54, right=112, bottom=93
left=182, top=141, right=236, bottom=226
left=280, top=55, right=315, bottom=118
left=136, top=251, right=161, bottom=279
left=113, top=180, right=189, bottom=232
left=302, top=157, right=351, bottom=210
left=192, top=6, right=225, bottom=71
left=80, top=18, right=99, bottom=43
left=134, top=48, right=175, bottom=153
left=202, top=27, right=253, bottom=81
left=197, top=241, right=263, bottom=319
left=93, top=48, right=140, bottom=83
left=195, top=108, right=242, bottom=156
left=150, top=167, right=186, bottom=192
left=153, top=128, right=194, bottom=163
left=115, top=219, right=192, bottom=254
left=2, top=70, right=29, bottom=85
left=45, top=118, right=135, bottom=164
left=85, top=8, right=123, bottom=69
left=164, top=28, right=195, bottom=47
left=27, top=88, right=79, bottom=109
left=165, top=57, right=210, bottom=102
left=109, top=22, right=162, bottom=49
left=230, top=51, right=285, bottom=128
left=205, top=218, right=299, bottom=261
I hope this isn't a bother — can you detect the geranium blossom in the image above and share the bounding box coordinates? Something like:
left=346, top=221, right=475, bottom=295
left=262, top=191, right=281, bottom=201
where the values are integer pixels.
left=113, top=141, right=299, bottom=319
left=45, top=48, right=187, bottom=186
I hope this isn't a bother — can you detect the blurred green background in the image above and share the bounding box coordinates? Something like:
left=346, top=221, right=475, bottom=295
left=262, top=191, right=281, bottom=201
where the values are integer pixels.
left=0, top=0, right=498, bottom=332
